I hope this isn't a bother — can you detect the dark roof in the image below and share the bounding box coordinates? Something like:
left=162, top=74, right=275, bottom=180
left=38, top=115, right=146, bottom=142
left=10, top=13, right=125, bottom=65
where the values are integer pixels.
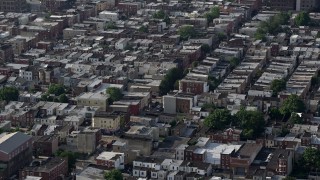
left=235, top=143, right=262, bottom=158
left=266, top=149, right=291, bottom=171
left=34, top=135, right=57, bottom=143
left=135, top=156, right=163, bottom=164
left=301, top=132, right=312, bottom=138
left=0, top=132, right=32, bottom=154
left=181, top=161, right=211, bottom=169
left=23, top=157, right=67, bottom=172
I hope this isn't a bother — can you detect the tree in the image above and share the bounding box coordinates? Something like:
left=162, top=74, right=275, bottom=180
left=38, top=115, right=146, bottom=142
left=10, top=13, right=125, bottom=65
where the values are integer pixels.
left=163, top=15, right=171, bottom=24
left=159, top=68, right=184, bottom=95
left=201, top=44, right=211, bottom=54
left=294, top=12, right=311, bottom=26
left=106, top=22, right=117, bottom=29
left=254, top=28, right=267, bottom=41
left=48, top=84, right=65, bottom=96
left=269, top=108, right=281, bottom=121
left=104, top=169, right=123, bottom=180
left=230, top=57, right=240, bottom=69
left=289, top=113, right=303, bottom=124
left=208, top=76, right=221, bottom=91
left=44, top=12, right=52, bottom=19
left=217, top=32, right=227, bottom=42
left=138, top=25, right=149, bottom=33
left=201, top=103, right=215, bottom=112
left=106, top=87, right=123, bottom=103
left=153, top=10, right=166, bottom=19
left=0, top=87, right=19, bottom=102
left=169, top=120, right=177, bottom=127
left=254, top=12, right=290, bottom=40
left=280, top=126, right=290, bottom=137
left=270, top=79, right=286, bottom=96
left=204, top=6, right=220, bottom=25
left=301, top=147, right=320, bottom=171
left=55, top=150, right=79, bottom=172
left=235, top=108, right=265, bottom=139
left=192, top=61, right=198, bottom=68
left=280, top=95, right=305, bottom=117
left=204, top=109, right=232, bottom=130
left=58, top=94, right=69, bottom=103
left=178, top=25, right=195, bottom=40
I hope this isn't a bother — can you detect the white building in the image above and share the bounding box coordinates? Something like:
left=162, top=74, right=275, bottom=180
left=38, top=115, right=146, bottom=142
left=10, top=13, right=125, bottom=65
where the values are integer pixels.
left=19, top=68, right=33, bottom=81
left=96, top=151, right=125, bottom=169
left=115, top=38, right=130, bottom=50
left=99, top=11, right=119, bottom=21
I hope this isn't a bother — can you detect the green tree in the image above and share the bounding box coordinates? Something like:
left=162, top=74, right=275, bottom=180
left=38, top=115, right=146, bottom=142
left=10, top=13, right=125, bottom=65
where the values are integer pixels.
left=0, top=87, right=19, bottom=102
left=270, top=79, right=286, bottom=96
left=163, top=15, right=171, bottom=24
left=280, top=126, right=290, bottom=137
left=254, top=29, right=267, bottom=41
left=204, top=6, right=220, bottom=25
left=204, top=109, right=232, bottom=130
left=192, top=61, right=199, bottom=68
left=201, top=103, right=215, bottom=112
left=217, top=32, right=227, bottom=42
left=254, top=12, right=290, bottom=40
left=106, top=22, right=117, bottom=29
left=169, top=120, right=177, bottom=127
left=201, top=44, right=211, bottom=54
left=294, top=12, right=311, bottom=26
left=106, top=87, right=123, bottom=103
left=235, top=108, right=265, bottom=139
left=45, top=12, right=52, bottom=19
left=138, top=25, right=149, bottom=33
left=230, top=57, right=240, bottom=69
left=208, top=76, right=221, bottom=91
left=55, top=150, right=79, bottom=172
left=58, top=94, right=69, bottom=103
left=280, top=95, right=305, bottom=117
left=269, top=108, right=281, bottom=121
left=289, top=113, right=303, bottom=124
left=153, top=10, right=166, bottom=19
left=104, top=169, right=123, bottom=180
left=301, top=147, right=320, bottom=171
left=159, top=68, right=184, bottom=95
left=48, top=84, right=65, bottom=96
left=178, top=25, right=195, bottom=40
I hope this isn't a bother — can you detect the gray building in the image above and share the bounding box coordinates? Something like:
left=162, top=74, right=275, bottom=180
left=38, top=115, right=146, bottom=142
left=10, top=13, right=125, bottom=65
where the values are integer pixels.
left=0, top=0, right=28, bottom=13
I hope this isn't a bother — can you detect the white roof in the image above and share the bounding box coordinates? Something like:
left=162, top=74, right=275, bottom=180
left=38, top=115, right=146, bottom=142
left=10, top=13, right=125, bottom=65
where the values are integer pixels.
left=195, top=143, right=241, bottom=165
left=96, top=151, right=123, bottom=161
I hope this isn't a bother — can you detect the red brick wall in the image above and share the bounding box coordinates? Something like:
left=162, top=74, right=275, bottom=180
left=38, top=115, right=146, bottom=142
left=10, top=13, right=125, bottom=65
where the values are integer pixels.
left=176, top=98, right=191, bottom=113
left=180, top=81, right=204, bottom=94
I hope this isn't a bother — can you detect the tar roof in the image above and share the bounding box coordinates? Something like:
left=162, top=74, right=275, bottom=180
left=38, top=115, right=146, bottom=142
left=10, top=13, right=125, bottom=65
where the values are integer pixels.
left=0, top=132, right=32, bottom=154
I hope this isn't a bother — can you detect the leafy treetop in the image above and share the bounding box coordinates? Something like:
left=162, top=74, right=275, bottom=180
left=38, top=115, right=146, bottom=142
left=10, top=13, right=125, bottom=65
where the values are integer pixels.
left=178, top=25, right=196, bottom=40
left=106, top=87, right=123, bottom=103
left=104, top=169, right=123, bottom=180
left=280, top=94, right=305, bottom=117
left=0, top=86, right=19, bottom=102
